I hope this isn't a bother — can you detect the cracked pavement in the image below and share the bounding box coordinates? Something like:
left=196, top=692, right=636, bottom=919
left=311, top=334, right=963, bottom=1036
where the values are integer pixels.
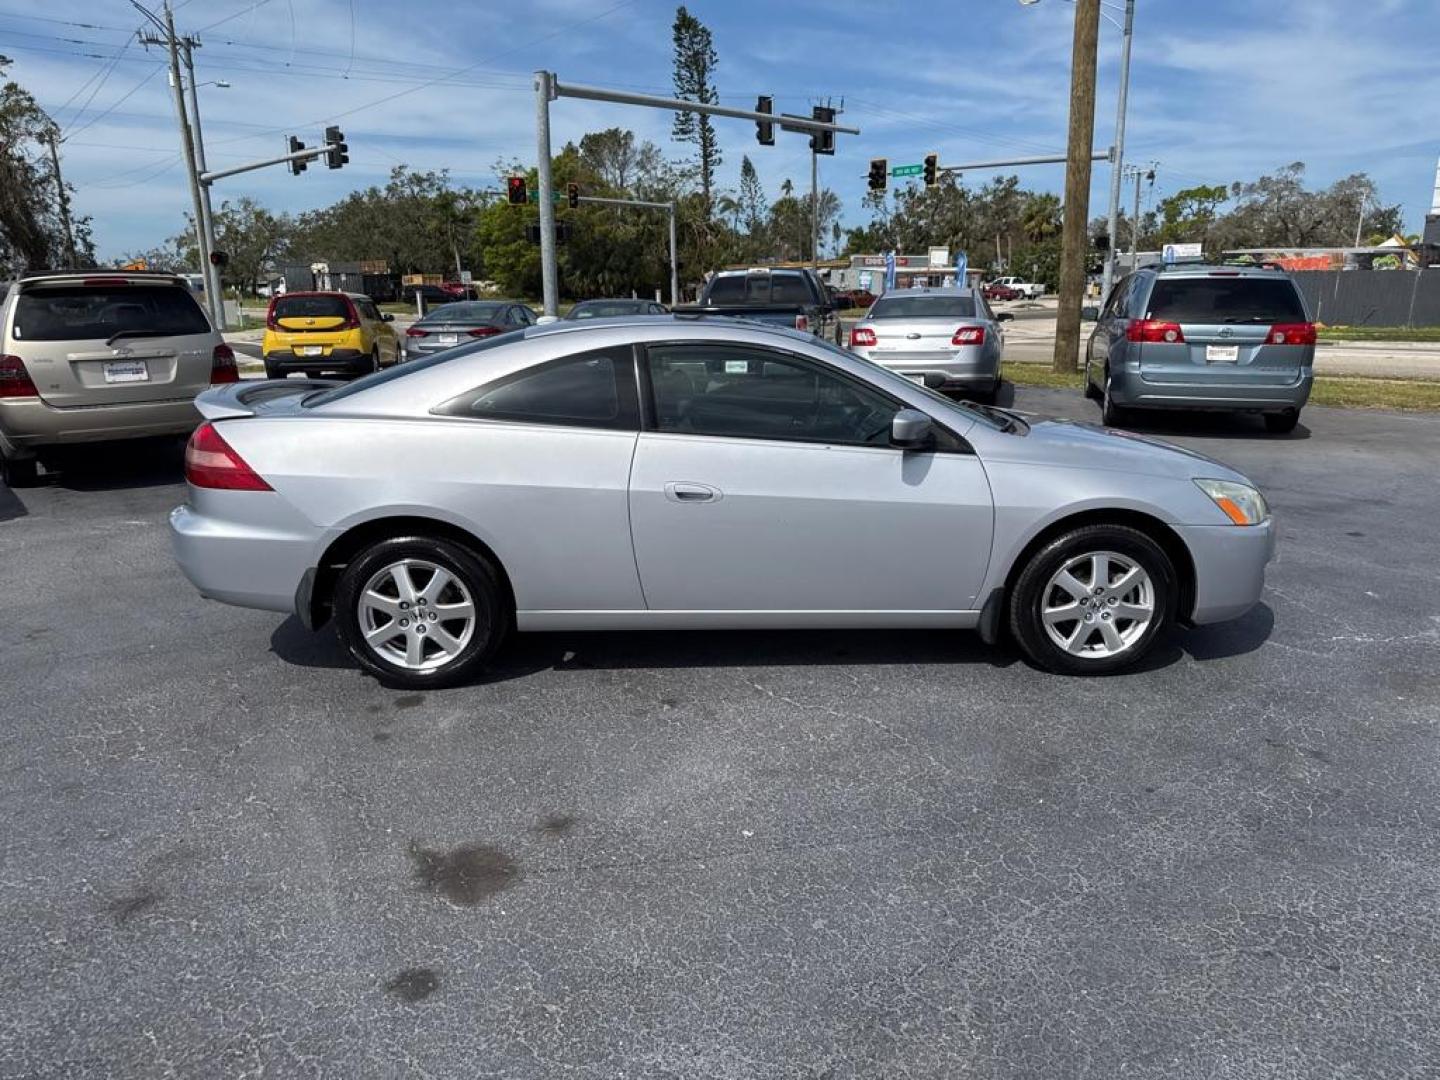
left=2, top=388, right=1438, bottom=1078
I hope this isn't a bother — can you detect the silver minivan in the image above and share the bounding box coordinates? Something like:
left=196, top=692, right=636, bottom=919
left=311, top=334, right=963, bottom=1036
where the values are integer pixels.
left=0, top=271, right=233, bottom=485
left=1084, top=264, right=1314, bottom=433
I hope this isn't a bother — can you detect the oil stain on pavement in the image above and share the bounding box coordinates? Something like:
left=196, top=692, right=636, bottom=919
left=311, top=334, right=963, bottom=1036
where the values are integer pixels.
left=409, top=842, right=521, bottom=905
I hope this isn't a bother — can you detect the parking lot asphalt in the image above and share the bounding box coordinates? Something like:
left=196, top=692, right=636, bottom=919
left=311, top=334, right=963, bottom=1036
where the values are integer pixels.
left=3, top=387, right=1439, bottom=1078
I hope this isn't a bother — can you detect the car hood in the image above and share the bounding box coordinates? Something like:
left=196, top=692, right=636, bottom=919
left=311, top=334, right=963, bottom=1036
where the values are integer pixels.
left=974, top=413, right=1249, bottom=483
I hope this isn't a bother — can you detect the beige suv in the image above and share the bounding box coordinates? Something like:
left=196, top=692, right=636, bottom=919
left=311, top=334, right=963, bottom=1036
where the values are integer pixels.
left=0, top=271, right=235, bottom=486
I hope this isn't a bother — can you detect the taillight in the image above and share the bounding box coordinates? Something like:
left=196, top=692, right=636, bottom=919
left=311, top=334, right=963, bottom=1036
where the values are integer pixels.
left=185, top=422, right=272, bottom=491
left=794, top=314, right=809, bottom=332
left=850, top=326, right=877, bottom=347
left=467, top=326, right=501, bottom=338
left=1266, top=322, right=1316, bottom=346
left=340, top=297, right=361, bottom=331
left=1126, top=319, right=1185, bottom=343
left=265, top=297, right=280, bottom=331
left=951, top=326, right=986, bottom=346
left=210, top=343, right=239, bottom=384
left=405, top=327, right=429, bottom=338
left=0, top=355, right=39, bottom=399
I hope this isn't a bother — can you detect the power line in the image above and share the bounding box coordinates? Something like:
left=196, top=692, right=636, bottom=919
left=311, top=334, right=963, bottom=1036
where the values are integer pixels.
left=63, top=65, right=166, bottom=142
left=195, top=0, right=277, bottom=34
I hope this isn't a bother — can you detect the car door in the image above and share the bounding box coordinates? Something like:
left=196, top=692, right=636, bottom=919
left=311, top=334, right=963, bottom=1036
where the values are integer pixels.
left=357, top=298, right=397, bottom=363
left=628, top=341, right=995, bottom=619
left=1089, top=273, right=1133, bottom=386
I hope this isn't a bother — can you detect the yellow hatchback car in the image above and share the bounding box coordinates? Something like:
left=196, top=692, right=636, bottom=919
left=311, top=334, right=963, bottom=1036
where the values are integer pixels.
left=262, top=291, right=399, bottom=380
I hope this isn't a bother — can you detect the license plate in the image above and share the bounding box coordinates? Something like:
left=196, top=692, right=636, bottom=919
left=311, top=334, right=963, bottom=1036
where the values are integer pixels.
left=1206, top=345, right=1239, bottom=364
left=904, top=374, right=926, bottom=385
left=103, top=360, right=148, bottom=383
left=301, top=345, right=324, bottom=357
left=439, top=333, right=459, bottom=345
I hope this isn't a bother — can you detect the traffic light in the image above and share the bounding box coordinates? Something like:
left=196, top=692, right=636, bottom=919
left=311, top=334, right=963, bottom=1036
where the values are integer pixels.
left=324, top=125, right=348, bottom=169
left=208, top=250, right=229, bottom=267
left=809, top=105, right=835, bottom=156
left=566, top=182, right=579, bottom=209
left=868, top=158, right=887, bottom=193
left=507, top=176, right=528, bottom=205
left=288, top=136, right=307, bottom=175
left=755, top=95, right=774, bottom=146
left=923, top=153, right=938, bottom=187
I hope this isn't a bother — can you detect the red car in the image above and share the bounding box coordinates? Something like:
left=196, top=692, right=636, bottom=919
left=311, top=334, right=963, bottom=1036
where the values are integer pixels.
left=439, top=282, right=479, bottom=300
left=835, top=288, right=876, bottom=310
left=983, top=282, right=1022, bottom=302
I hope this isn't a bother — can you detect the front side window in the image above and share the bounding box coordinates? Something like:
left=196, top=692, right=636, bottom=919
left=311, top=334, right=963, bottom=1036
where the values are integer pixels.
left=646, top=343, right=902, bottom=447
left=14, top=284, right=210, bottom=341
left=437, top=347, right=638, bottom=430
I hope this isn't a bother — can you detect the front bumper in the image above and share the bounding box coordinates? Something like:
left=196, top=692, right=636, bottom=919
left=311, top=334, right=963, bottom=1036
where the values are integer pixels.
left=1176, top=518, right=1276, bottom=624
left=0, top=396, right=200, bottom=454
left=264, top=348, right=370, bottom=378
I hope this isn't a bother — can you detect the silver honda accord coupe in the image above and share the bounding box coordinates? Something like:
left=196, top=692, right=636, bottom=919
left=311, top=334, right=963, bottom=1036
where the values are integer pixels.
left=170, top=316, right=1274, bottom=688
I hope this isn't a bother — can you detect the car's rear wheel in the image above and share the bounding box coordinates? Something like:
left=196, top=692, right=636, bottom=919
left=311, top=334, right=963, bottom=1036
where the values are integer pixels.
left=1083, top=355, right=1101, bottom=400
left=368, top=346, right=380, bottom=375
left=1008, top=524, right=1174, bottom=675
left=1264, top=409, right=1300, bottom=434
left=0, top=453, right=39, bottom=488
left=333, top=536, right=508, bottom=689
left=1100, top=369, right=1130, bottom=426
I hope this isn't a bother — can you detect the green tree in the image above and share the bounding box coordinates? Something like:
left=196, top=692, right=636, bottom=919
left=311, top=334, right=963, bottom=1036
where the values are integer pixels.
left=671, top=5, right=721, bottom=212
left=1154, top=183, right=1228, bottom=246
left=737, top=155, right=766, bottom=238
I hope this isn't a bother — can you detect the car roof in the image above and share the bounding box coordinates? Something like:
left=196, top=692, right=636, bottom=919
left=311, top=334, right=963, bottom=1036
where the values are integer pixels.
left=273, top=290, right=365, bottom=299
left=15, top=270, right=189, bottom=287
left=1140, top=263, right=1292, bottom=279
left=519, top=312, right=816, bottom=345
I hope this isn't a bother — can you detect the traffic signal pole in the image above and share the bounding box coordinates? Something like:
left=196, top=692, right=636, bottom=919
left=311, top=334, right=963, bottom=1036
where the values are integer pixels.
left=532, top=70, right=858, bottom=317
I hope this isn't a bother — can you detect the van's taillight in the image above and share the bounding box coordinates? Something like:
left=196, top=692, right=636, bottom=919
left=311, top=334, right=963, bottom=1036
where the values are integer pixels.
left=1267, top=322, right=1316, bottom=345
left=210, top=344, right=239, bottom=384
left=467, top=326, right=501, bottom=338
left=850, top=326, right=877, bottom=347
left=0, top=355, right=39, bottom=399
left=1127, top=319, right=1185, bottom=343
left=794, top=314, right=809, bottom=332
left=185, top=422, right=272, bottom=491
left=405, top=327, right=429, bottom=338
left=951, top=326, right=986, bottom=346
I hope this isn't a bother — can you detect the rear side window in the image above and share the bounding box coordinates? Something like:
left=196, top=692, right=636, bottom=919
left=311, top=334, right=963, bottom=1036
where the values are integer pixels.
left=273, top=295, right=350, bottom=321
left=705, top=276, right=746, bottom=303
left=769, top=275, right=811, bottom=305
left=13, top=284, right=209, bottom=341
left=436, top=347, right=639, bottom=430
left=1145, top=277, right=1306, bottom=323
left=869, top=296, right=976, bottom=319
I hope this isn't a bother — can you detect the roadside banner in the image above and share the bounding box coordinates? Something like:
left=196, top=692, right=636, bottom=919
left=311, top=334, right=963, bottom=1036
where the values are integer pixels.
left=954, top=250, right=968, bottom=283
left=884, top=250, right=897, bottom=291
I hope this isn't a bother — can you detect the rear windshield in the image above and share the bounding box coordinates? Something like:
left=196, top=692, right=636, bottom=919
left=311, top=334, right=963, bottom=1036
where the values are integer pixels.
left=705, top=274, right=811, bottom=305
left=869, top=296, right=977, bottom=320
left=273, top=295, right=351, bottom=321
left=419, top=302, right=504, bottom=323
left=13, top=284, right=210, bottom=341
left=1145, top=277, right=1306, bottom=323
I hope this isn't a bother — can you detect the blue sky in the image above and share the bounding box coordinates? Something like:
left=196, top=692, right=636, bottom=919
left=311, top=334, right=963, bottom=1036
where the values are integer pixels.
left=4, top=0, right=1439, bottom=259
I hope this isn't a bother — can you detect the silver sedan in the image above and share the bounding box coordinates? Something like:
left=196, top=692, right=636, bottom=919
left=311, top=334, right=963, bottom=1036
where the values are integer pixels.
left=171, top=316, right=1274, bottom=688
left=848, top=286, right=1010, bottom=400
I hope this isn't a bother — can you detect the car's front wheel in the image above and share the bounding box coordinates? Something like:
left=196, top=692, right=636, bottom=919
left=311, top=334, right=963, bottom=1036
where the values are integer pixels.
left=1008, top=524, right=1174, bottom=675
left=0, top=453, right=39, bottom=488
left=1264, top=409, right=1300, bottom=434
left=333, top=535, right=508, bottom=689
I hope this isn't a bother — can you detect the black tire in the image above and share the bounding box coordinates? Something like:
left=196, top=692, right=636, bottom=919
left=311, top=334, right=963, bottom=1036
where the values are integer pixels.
left=1007, top=523, right=1175, bottom=676
left=368, top=346, right=381, bottom=375
left=264, top=363, right=281, bottom=380
left=1100, top=368, right=1130, bottom=426
left=333, top=535, right=509, bottom=690
left=1264, top=409, right=1299, bottom=434
left=0, top=453, right=39, bottom=488
left=1083, top=356, right=1101, bottom=401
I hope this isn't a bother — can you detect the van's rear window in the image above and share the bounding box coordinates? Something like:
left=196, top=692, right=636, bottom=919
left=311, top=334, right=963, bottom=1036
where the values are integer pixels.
left=13, top=284, right=210, bottom=341
left=1146, top=278, right=1306, bottom=323
left=273, top=295, right=351, bottom=320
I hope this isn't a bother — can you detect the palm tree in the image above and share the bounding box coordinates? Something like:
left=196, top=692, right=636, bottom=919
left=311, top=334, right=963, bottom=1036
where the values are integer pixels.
left=1021, top=194, right=1062, bottom=243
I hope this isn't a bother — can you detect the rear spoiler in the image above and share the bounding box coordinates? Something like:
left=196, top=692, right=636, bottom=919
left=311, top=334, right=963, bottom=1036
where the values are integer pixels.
left=195, top=379, right=339, bottom=420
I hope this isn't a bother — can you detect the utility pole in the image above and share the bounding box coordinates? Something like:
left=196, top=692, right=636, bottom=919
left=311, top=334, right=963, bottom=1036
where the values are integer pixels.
left=180, top=39, right=224, bottom=329
left=811, top=148, right=818, bottom=268
left=44, top=126, right=77, bottom=269
left=534, top=71, right=559, bottom=317
left=1129, top=166, right=1141, bottom=267
left=1052, top=0, right=1100, bottom=374
left=1101, top=0, right=1135, bottom=303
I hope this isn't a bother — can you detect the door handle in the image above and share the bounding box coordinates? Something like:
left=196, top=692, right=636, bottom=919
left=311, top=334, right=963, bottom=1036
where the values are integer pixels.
left=664, top=482, right=721, bottom=504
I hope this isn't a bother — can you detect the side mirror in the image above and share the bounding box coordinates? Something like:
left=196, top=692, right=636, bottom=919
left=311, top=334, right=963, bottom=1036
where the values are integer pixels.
left=382, top=313, right=395, bottom=322
left=890, top=408, right=934, bottom=450
left=1081, top=305, right=1100, bottom=321
left=995, top=311, right=1014, bottom=323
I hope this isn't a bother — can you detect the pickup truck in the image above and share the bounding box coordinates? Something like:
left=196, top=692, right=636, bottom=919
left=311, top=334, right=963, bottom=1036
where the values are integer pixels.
left=988, top=276, right=1046, bottom=300
left=679, top=268, right=844, bottom=344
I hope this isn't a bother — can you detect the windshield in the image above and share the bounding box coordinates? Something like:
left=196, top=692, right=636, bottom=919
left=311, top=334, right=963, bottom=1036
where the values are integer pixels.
left=1145, top=277, right=1306, bottom=323
left=419, top=302, right=504, bottom=324
left=273, top=295, right=350, bottom=321
left=568, top=301, right=648, bottom=319
left=869, top=295, right=977, bottom=320
left=303, top=330, right=524, bottom=407
left=14, top=284, right=210, bottom=341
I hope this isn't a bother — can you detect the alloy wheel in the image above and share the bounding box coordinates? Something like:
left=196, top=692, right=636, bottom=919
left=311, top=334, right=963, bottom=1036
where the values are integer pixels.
left=1039, top=550, right=1154, bottom=659
left=358, top=558, right=476, bottom=671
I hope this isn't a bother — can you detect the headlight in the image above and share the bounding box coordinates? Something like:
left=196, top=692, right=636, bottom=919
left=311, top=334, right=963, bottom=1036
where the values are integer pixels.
left=1194, top=479, right=1270, bottom=526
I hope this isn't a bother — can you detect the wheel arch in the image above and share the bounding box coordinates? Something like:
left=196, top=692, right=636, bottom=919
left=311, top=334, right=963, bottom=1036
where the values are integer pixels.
left=998, top=508, right=1198, bottom=627
left=306, top=514, right=516, bottom=631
